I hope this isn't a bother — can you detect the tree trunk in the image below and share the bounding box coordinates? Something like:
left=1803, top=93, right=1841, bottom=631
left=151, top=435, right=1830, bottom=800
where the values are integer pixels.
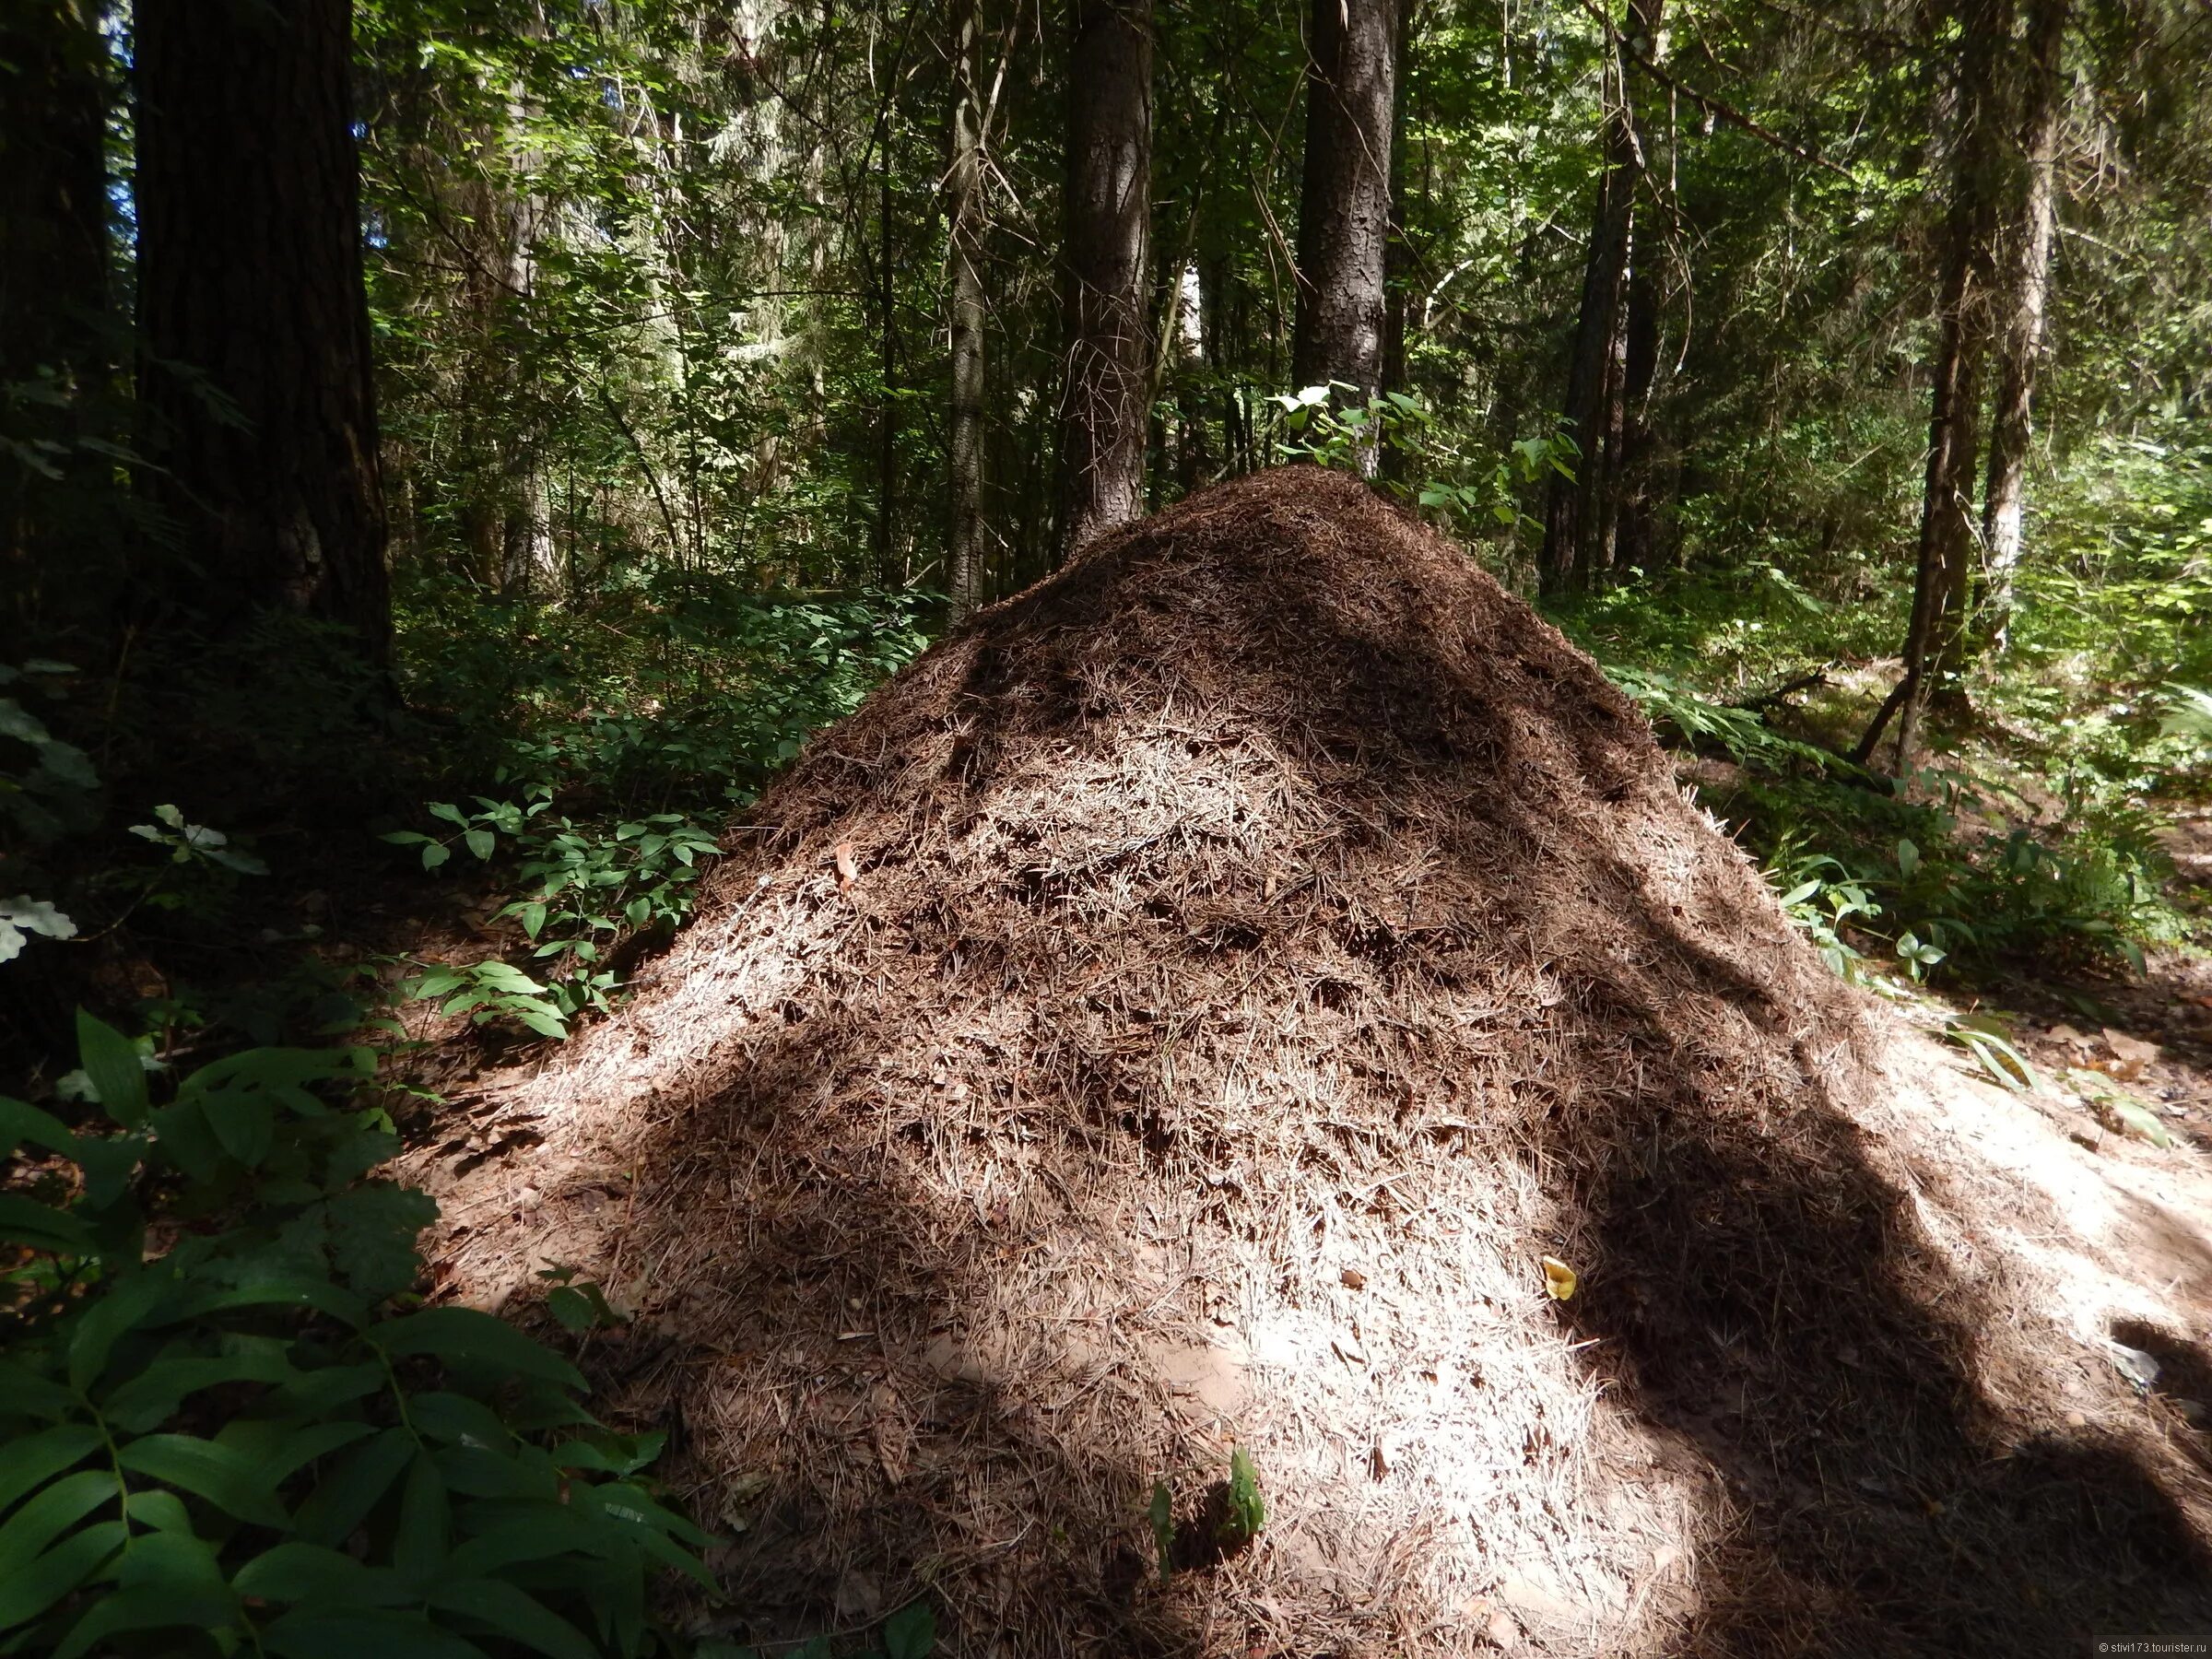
left=1891, top=0, right=2011, bottom=767
left=1378, top=0, right=1414, bottom=485
left=1541, top=0, right=1664, bottom=597
left=1, top=0, right=112, bottom=633
left=1055, top=0, right=1153, bottom=559
left=135, top=0, right=390, bottom=663
left=1291, top=0, right=1398, bottom=477
left=946, top=0, right=986, bottom=618
left=1974, top=0, right=2065, bottom=656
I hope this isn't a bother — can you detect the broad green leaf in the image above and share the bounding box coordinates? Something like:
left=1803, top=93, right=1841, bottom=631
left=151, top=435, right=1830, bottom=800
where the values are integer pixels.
left=371, top=1306, right=586, bottom=1391
left=410, top=1391, right=515, bottom=1452
left=290, top=1427, right=414, bottom=1547
left=884, top=1598, right=936, bottom=1659
left=428, top=1576, right=599, bottom=1659
left=0, top=1519, right=125, bottom=1630
left=217, top=1417, right=377, bottom=1486
left=435, top=1443, right=558, bottom=1502
left=0, top=1428, right=103, bottom=1520
left=123, top=1489, right=194, bottom=1534
left=0, top=1469, right=117, bottom=1577
left=233, top=1541, right=411, bottom=1607
left=172, top=1272, right=370, bottom=1328
left=115, top=1433, right=287, bottom=1527
left=55, top=1582, right=233, bottom=1658
left=0, top=1193, right=93, bottom=1253
left=445, top=1506, right=614, bottom=1577
left=100, top=1346, right=299, bottom=1432
left=0, top=1361, right=78, bottom=1426
left=394, top=1451, right=451, bottom=1583
left=66, top=1270, right=175, bottom=1391
left=262, top=1606, right=491, bottom=1659
left=74, top=1011, right=147, bottom=1126
left=465, top=829, right=496, bottom=860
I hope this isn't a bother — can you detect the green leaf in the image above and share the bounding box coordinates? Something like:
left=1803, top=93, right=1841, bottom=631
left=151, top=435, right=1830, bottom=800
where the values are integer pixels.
left=409, top=1391, right=515, bottom=1453
left=0, top=1193, right=93, bottom=1254
left=465, top=829, right=496, bottom=860
left=0, top=1469, right=117, bottom=1577
left=0, top=1427, right=102, bottom=1518
left=262, top=1606, right=491, bottom=1659
left=218, top=1418, right=377, bottom=1487
left=67, top=1270, right=175, bottom=1391
left=115, top=1433, right=287, bottom=1528
left=291, top=1427, right=415, bottom=1547
left=0, top=1519, right=125, bottom=1630
left=428, top=1577, right=600, bottom=1659
left=372, top=1306, right=585, bottom=1391
left=53, top=1580, right=234, bottom=1659
left=394, top=1451, right=450, bottom=1584
left=0, top=1361, right=79, bottom=1426
left=100, top=1347, right=300, bottom=1432
left=423, top=842, right=453, bottom=870
left=232, top=1541, right=410, bottom=1607
left=883, top=1598, right=936, bottom=1659
left=74, top=1010, right=147, bottom=1126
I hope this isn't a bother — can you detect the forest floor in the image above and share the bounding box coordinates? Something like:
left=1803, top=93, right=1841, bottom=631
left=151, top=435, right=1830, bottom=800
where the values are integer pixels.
left=371, top=472, right=2212, bottom=1657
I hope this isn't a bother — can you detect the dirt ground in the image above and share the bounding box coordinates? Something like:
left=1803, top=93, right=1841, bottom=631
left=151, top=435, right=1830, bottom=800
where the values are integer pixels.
left=402, top=469, right=2212, bottom=1657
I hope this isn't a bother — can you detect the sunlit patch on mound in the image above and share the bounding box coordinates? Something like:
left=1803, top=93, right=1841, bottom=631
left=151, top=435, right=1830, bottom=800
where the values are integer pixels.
left=420, top=467, right=2212, bottom=1657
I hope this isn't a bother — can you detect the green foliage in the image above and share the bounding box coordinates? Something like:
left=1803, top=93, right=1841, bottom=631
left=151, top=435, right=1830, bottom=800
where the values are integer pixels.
left=1147, top=1480, right=1174, bottom=1583
left=1218, top=1448, right=1265, bottom=1552
left=0, top=1015, right=709, bottom=1657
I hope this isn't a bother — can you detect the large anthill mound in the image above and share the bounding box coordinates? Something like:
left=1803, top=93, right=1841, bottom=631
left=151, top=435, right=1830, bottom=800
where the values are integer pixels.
left=425, top=468, right=2212, bottom=1656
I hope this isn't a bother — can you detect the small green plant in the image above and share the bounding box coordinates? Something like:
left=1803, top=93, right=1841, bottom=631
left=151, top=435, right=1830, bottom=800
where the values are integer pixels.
left=404, top=959, right=572, bottom=1041
left=387, top=792, right=722, bottom=1031
left=128, top=803, right=270, bottom=878
left=0, top=1013, right=710, bottom=1655
left=1942, top=1010, right=2038, bottom=1092
left=1218, top=1447, right=1265, bottom=1553
left=537, top=1263, right=626, bottom=1334
left=1773, top=855, right=1881, bottom=982
left=1147, top=1478, right=1176, bottom=1583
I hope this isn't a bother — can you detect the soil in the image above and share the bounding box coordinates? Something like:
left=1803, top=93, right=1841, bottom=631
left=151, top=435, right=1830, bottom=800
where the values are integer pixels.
left=411, top=467, right=2212, bottom=1657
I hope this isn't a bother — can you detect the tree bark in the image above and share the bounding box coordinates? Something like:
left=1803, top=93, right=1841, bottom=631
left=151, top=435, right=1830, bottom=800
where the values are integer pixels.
left=1541, top=0, right=1665, bottom=597
left=135, top=0, right=390, bottom=663
left=1055, top=0, right=1153, bottom=559
left=1291, top=0, right=1398, bottom=476
left=136, top=0, right=389, bottom=664
left=1, top=0, right=112, bottom=631
left=946, top=0, right=986, bottom=618
left=1378, top=0, right=1414, bottom=485
left=1974, top=0, right=2065, bottom=656
left=1891, top=0, right=2011, bottom=767
left=0, top=2, right=109, bottom=388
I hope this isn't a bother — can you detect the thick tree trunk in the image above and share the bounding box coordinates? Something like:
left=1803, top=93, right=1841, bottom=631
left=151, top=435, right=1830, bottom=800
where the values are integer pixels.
left=1378, top=0, right=1414, bottom=485
left=1891, top=0, right=2011, bottom=767
left=946, top=0, right=986, bottom=618
left=136, top=0, right=390, bottom=663
left=1, top=0, right=112, bottom=631
left=1975, top=0, right=2065, bottom=655
left=1541, top=0, right=1664, bottom=597
left=1055, top=0, right=1153, bottom=559
left=0, top=2, right=108, bottom=387
left=1291, top=0, right=1398, bottom=476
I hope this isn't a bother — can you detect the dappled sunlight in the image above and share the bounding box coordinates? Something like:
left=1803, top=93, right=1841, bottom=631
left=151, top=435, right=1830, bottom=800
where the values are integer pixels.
left=413, top=470, right=2212, bottom=1654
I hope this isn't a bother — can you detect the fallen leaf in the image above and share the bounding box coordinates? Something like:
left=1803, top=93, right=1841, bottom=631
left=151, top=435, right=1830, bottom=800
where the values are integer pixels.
left=1541, top=1255, right=1578, bottom=1301
left=1340, top=1265, right=1368, bottom=1290
left=2047, top=1022, right=2088, bottom=1045
left=834, top=841, right=859, bottom=892
left=2103, top=1028, right=2160, bottom=1067
left=2100, top=1098, right=2174, bottom=1147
